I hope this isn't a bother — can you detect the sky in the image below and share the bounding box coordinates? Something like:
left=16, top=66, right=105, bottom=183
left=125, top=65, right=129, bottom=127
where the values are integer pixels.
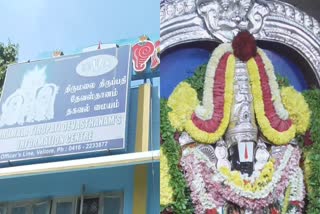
left=0, top=0, right=159, bottom=62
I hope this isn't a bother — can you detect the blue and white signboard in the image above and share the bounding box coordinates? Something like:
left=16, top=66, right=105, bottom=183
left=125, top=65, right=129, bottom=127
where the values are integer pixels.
left=0, top=45, right=131, bottom=162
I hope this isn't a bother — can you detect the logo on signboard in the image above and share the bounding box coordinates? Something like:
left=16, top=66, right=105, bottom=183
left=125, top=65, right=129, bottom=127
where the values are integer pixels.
left=0, top=66, right=58, bottom=127
left=76, top=54, right=118, bottom=77
left=132, top=36, right=160, bottom=72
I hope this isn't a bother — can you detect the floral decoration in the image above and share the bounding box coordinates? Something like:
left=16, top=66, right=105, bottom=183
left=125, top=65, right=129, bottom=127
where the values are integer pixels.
left=167, top=82, right=199, bottom=131
left=219, top=159, right=274, bottom=193
left=185, top=53, right=235, bottom=144
left=167, top=44, right=236, bottom=144
left=302, top=89, right=320, bottom=214
left=281, top=185, right=291, bottom=214
left=195, top=44, right=232, bottom=120
left=247, top=54, right=296, bottom=145
left=232, top=31, right=257, bottom=61
left=180, top=145, right=305, bottom=212
left=280, top=86, right=310, bottom=134
left=160, top=99, right=194, bottom=214
left=257, top=49, right=290, bottom=120
left=167, top=42, right=311, bottom=146
left=160, top=147, right=174, bottom=206
left=160, top=31, right=317, bottom=213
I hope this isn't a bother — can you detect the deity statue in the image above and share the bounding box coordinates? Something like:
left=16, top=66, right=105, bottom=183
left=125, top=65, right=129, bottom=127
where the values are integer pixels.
left=166, top=31, right=310, bottom=213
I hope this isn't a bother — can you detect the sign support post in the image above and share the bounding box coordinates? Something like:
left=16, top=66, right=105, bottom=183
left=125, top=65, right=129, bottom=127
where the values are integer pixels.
left=132, top=83, right=151, bottom=214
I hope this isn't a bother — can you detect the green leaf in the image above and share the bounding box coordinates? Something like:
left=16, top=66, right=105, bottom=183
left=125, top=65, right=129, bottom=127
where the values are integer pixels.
left=0, top=42, right=18, bottom=94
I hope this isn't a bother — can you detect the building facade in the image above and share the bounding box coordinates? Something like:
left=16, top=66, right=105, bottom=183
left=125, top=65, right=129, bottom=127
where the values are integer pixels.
left=0, top=36, right=160, bottom=214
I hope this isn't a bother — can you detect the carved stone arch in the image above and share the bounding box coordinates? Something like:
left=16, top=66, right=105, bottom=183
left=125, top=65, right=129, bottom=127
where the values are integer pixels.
left=160, top=0, right=320, bottom=86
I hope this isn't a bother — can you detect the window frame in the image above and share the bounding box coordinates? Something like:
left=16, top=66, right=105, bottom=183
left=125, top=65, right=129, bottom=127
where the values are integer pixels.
left=51, top=197, right=78, bottom=214
left=0, top=191, right=123, bottom=214
left=7, top=199, right=51, bottom=214
left=100, top=192, right=124, bottom=214
left=0, top=203, right=9, bottom=214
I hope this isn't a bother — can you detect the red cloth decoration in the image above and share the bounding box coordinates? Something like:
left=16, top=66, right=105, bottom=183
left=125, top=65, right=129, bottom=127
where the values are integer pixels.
left=232, top=31, right=257, bottom=62
left=206, top=208, right=218, bottom=214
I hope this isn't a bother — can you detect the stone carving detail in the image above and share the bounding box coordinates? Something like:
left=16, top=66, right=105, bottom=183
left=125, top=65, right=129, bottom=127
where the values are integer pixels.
left=196, top=0, right=269, bottom=41
left=161, top=0, right=320, bottom=85
left=160, top=0, right=196, bottom=23
left=267, top=1, right=320, bottom=36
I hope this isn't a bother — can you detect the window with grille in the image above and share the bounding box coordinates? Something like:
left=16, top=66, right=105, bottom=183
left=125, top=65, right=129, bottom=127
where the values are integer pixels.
left=0, top=192, right=123, bottom=214
left=77, top=197, right=99, bottom=214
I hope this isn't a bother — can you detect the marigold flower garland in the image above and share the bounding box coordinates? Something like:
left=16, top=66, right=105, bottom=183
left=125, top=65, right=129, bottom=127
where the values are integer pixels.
left=160, top=147, right=174, bottom=206
left=219, top=160, right=275, bottom=192
left=280, top=87, right=310, bottom=134
left=257, top=49, right=290, bottom=120
left=167, top=82, right=199, bottom=131
left=167, top=43, right=310, bottom=146
left=167, top=45, right=236, bottom=144
left=195, top=44, right=233, bottom=120
left=185, top=53, right=235, bottom=144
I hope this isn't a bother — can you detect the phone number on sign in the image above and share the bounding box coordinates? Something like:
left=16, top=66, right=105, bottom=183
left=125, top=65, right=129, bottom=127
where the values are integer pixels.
left=67, top=142, right=109, bottom=152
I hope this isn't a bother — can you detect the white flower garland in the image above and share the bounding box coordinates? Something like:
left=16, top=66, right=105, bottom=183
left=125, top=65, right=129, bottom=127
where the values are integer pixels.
left=257, top=49, right=289, bottom=120
left=215, top=146, right=294, bottom=199
left=182, top=149, right=217, bottom=213
left=195, top=47, right=290, bottom=121
left=194, top=171, right=216, bottom=211
left=288, top=207, right=297, bottom=214
left=195, top=43, right=233, bottom=120
left=183, top=145, right=300, bottom=199
left=289, top=167, right=305, bottom=202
